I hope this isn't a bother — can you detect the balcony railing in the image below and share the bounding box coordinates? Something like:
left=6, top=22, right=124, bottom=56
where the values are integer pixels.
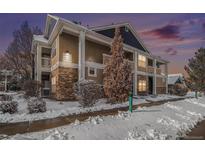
left=103, top=54, right=134, bottom=70
left=156, top=68, right=161, bottom=75
left=103, top=54, right=164, bottom=75
left=147, top=66, right=154, bottom=74
left=42, top=81, right=50, bottom=89
left=42, top=57, right=51, bottom=68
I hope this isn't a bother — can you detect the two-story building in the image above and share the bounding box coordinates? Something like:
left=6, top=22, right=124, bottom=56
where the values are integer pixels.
left=32, top=14, right=169, bottom=100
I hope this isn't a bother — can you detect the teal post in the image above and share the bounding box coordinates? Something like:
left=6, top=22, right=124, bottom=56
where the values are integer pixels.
left=195, top=91, right=198, bottom=99
left=129, top=92, right=133, bottom=112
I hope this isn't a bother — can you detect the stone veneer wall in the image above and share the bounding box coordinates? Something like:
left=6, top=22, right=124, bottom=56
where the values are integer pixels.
left=53, top=67, right=78, bottom=101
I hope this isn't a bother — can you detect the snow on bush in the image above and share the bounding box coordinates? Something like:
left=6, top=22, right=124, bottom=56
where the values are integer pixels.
left=0, top=94, right=12, bottom=101
left=23, top=80, right=42, bottom=97
left=170, top=83, right=188, bottom=96
left=27, top=98, right=46, bottom=114
left=0, top=101, right=18, bottom=114
left=74, top=80, right=103, bottom=107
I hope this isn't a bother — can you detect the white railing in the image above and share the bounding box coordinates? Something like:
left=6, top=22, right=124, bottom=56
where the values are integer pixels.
left=43, top=81, right=50, bottom=89
left=42, top=57, right=51, bottom=68
left=103, top=54, right=134, bottom=70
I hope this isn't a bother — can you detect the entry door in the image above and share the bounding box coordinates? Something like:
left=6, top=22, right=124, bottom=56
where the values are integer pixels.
left=148, top=76, right=153, bottom=94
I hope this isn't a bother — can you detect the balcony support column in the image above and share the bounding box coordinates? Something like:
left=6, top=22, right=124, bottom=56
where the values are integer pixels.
left=78, top=30, right=86, bottom=81
left=153, top=59, right=157, bottom=95
left=36, top=46, right=42, bottom=82
left=165, top=63, right=168, bottom=94
left=134, top=52, right=138, bottom=96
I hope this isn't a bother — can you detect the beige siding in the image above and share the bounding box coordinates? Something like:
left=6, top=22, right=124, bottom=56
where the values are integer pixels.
left=85, top=67, right=104, bottom=84
left=85, top=40, right=110, bottom=64
left=59, top=32, right=79, bottom=64
left=51, top=36, right=59, bottom=66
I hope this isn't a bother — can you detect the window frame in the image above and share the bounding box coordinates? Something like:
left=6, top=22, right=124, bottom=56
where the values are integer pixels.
left=138, top=54, right=146, bottom=68
left=138, top=79, right=147, bottom=92
left=88, top=67, right=97, bottom=77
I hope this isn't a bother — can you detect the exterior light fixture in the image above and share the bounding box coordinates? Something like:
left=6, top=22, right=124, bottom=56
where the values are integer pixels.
left=63, top=50, right=72, bottom=63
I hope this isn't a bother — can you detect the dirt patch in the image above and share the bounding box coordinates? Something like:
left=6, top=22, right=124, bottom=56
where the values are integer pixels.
left=182, top=120, right=205, bottom=140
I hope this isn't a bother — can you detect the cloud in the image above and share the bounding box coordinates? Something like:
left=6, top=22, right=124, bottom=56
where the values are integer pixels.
left=142, top=24, right=182, bottom=40
left=164, top=47, right=178, bottom=56
left=201, top=22, right=205, bottom=31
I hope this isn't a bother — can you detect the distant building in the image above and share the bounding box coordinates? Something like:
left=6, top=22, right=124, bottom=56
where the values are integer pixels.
left=168, top=74, right=185, bottom=93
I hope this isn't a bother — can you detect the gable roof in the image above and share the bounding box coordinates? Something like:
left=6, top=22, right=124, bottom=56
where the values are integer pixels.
left=90, top=23, right=149, bottom=53
left=168, top=74, right=184, bottom=85
left=44, top=14, right=59, bottom=39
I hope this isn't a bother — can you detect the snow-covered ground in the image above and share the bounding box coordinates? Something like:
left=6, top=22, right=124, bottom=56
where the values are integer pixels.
left=0, top=92, right=148, bottom=123
left=6, top=96, right=205, bottom=140
left=0, top=92, right=195, bottom=123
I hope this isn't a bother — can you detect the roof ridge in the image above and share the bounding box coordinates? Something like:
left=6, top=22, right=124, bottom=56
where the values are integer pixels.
left=89, top=22, right=130, bottom=31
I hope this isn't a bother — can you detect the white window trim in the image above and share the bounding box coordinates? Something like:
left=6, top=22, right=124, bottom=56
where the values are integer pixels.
left=138, top=79, right=146, bottom=92
left=51, top=76, right=56, bottom=85
left=138, top=54, right=146, bottom=68
left=88, top=67, right=97, bottom=77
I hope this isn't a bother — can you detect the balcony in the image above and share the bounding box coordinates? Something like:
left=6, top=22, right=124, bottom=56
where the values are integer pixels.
left=42, top=57, right=51, bottom=68
left=156, top=68, right=161, bottom=75
left=147, top=66, right=154, bottom=74
left=103, top=54, right=134, bottom=70
left=102, top=54, right=165, bottom=75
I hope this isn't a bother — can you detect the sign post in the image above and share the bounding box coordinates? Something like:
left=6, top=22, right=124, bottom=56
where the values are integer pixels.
left=129, top=92, right=133, bottom=112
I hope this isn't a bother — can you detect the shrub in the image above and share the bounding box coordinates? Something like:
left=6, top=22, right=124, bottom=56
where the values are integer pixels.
left=170, top=83, right=188, bottom=96
left=27, top=98, right=47, bottom=114
left=23, top=80, right=42, bottom=97
left=0, top=94, right=12, bottom=101
left=74, top=80, right=103, bottom=107
left=0, top=101, right=18, bottom=114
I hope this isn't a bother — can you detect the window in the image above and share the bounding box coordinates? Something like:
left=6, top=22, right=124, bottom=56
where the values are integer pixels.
left=51, top=47, right=56, bottom=58
left=138, top=54, right=146, bottom=68
left=63, top=50, right=72, bottom=63
left=88, top=67, right=97, bottom=77
left=138, top=80, right=146, bottom=92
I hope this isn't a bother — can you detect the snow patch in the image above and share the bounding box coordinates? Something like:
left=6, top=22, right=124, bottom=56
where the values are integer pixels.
left=117, top=111, right=131, bottom=120
left=45, top=130, right=74, bottom=140
left=86, top=116, right=104, bottom=125
left=166, top=104, right=182, bottom=111
left=186, top=99, right=205, bottom=108
left=127, top=127, right=171, bottom=140
left=157, top=116, right=191, bottom=133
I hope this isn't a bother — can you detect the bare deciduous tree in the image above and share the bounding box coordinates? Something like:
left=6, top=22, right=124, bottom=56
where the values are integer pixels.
left=4, top=21, right=42, bottom=80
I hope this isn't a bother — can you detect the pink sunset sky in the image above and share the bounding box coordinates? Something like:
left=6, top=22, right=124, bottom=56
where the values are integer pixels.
left=0, top=13, right=205, bottom=75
